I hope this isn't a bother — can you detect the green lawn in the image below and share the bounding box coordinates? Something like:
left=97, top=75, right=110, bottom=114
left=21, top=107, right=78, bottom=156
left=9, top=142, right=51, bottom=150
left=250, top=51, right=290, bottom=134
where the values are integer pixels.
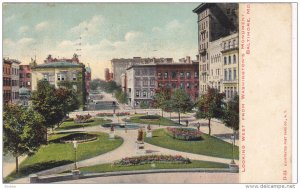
left=124, top=115, right=181, bottom=126
left=5, top=132, right=123, bottom=182
left=145, top=129, right=239, bottom=159
left=56, top=118, right=112, bottom=131
left=79, top=160, right=228, bottom=173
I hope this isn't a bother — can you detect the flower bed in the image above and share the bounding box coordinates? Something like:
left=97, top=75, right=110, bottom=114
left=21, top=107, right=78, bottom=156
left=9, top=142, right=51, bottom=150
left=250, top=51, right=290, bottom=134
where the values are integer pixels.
left=75, top=114, right=92, bottom=123
left=96, top=112, right=130, bottom=117
left=59, top=133, right=98, bottom=143
left=139, top=115, right=160, bottom=120
left=166, top=127, right=202, bottom=141
left=114, top=155, right=191, bottom=166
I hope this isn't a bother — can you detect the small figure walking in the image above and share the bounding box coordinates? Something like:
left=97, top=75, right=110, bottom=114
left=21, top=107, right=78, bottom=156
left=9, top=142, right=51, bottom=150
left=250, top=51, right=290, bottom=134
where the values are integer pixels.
left=197, top=122, right=200, bottom=131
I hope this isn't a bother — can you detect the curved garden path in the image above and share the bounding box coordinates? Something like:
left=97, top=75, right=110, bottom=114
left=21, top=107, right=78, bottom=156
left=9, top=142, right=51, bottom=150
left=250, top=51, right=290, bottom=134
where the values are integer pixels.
left=12, top=116, right=238, bottom=183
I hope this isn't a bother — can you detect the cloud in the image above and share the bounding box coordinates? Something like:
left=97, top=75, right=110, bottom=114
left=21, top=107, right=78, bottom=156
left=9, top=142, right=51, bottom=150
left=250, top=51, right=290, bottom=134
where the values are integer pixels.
left=4, top=14, right=16, bottom=23
left=152, top=27, right=161, bottom=32
left=19, top=26, right=29, bottom=34
left=3, top=38, right=15, bottom=46
left=124, top=31, right=141, bottom=41
left=17, top=38, right=35, bottom=46
left=57, top=40, right=75, bottom=48
left=166, top=19, right=182, bottom=30
left=35, top=21, right=50, bottom=31
left=70, top=15, right=104, bottom=37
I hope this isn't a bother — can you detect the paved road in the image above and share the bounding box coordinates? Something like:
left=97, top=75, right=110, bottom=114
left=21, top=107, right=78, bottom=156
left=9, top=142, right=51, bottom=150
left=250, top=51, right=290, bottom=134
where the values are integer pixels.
left=55, top=172, right=239, bottom=184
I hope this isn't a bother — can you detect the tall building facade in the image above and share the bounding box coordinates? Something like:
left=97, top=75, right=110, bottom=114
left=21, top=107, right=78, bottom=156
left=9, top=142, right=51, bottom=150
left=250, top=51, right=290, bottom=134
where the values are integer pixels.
left=126, top=64, right=156, bottom=108
left=3, top=59, right=12, bottom=104
left=156, top=59, right=199, bottom=102
left=19, top=64, right=32, bottom=90
left=111, top=57, right=173, bottom=86
left=193, top=3, right=239, bottom=98
left=10, top=59, right=21, bottom=104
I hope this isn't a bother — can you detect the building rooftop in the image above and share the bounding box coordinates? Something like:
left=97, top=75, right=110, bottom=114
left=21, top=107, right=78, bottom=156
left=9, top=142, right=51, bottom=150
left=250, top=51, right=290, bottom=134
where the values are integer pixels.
left=33, top=61, right=84, bottom=69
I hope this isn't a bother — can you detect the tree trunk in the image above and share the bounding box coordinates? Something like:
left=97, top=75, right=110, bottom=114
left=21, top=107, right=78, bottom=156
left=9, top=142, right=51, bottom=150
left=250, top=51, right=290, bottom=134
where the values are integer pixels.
left=161, top=109, right=164, bottom=117
left=208, top=118, right=211, bottom=135
left=15, top=156, right=19, bottom=173
left=178, top=112, right=181, bottom=125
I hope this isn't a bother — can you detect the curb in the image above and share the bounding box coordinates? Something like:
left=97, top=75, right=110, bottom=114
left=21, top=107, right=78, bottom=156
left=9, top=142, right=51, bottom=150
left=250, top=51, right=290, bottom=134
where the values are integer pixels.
left=31, top=168, right=238, bottom=183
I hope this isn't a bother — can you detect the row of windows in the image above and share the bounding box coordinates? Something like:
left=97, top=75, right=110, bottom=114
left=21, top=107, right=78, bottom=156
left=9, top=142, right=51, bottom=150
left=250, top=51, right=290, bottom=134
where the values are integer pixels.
left=135, top=69, right=155, bottom=76
left=200, top=64, right=209, bottom=72
left=20, top=81, right=31, bottom=87
left=200, top=42, right=208, bottom=50
left=224, top=55, right=237, bottom=65
left=19, top=73, right=31, bottom=78
left=12, top=92, right=19, bottom=100
left=43, top=74, right=77, bottom=81
left=134, top=78, right=155, bottom=86
left=199, top=10, right=209, bottom=20
left=200, top=32, right=209, bottom=41
left=158, top=82, right=198, bottom=89
left=224, top=87, right=238, bottom=99
left=223, top=39, right=238, bottom=50
left=12, top=68, right=19, bottom=76
left=211, top=54, right=221, bottom=63
left=3, top=90, right=11, bottom=101
left=224, top=68, right=237, bottom=81
left=211, top=69, right=221, bottom=76
left=135, top=89, right=155, bottom=98
left=3, top=77, right=11, bottom=87
left=12, top=80, right=19, bottom=86
left=157, top=71, right=199, bottom=80
left=3, top=67, right=11, bottom=75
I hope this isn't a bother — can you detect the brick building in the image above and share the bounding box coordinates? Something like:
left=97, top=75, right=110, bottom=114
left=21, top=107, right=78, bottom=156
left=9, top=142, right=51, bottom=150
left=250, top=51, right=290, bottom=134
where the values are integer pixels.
left=19, top=64, right=32, bottom=90
left=156, top=57, right=199, bottom=101
left=3, top=59, right=12, bottom=104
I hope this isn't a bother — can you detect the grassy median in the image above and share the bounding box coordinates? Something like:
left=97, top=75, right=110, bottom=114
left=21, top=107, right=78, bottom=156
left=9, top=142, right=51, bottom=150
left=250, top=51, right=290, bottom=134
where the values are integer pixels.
left=144, top=129, right=239, bottom=159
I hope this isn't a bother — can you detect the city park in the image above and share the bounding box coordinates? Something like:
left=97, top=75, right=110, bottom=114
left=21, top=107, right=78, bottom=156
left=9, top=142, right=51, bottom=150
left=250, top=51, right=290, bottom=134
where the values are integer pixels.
left=3, top=79, right=239, bottom=183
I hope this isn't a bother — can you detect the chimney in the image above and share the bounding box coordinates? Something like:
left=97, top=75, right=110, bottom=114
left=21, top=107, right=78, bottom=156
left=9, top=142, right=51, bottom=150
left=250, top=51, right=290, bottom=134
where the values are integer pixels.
left=186, top=56, right=191, bottom=63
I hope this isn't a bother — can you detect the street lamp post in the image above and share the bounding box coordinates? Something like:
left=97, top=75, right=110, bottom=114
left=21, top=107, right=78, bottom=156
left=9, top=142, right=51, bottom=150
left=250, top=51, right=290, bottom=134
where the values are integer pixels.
left=73, top=140, right=78, bottom=170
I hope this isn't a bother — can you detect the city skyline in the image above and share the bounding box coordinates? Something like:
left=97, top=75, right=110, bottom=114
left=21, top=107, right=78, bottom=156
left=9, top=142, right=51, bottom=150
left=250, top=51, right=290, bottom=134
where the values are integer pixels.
left=3, top=3, right=199, bottom=79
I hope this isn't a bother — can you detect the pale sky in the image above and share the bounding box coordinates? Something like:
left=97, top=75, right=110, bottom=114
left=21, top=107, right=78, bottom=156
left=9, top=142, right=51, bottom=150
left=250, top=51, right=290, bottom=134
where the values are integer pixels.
left=3, top=3, right=199, bottom=79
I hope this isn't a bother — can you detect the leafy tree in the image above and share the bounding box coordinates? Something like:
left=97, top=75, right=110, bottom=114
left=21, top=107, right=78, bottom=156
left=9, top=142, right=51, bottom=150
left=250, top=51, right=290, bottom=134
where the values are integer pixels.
left=140, top=101, right=149, bottom=109
left=170, top=89, right=193, bottom=124
left=90, top=78, right=101, bottom=90
left=115, top=90, right=128, bottom=104
left=31, top=80, right=65, bottom=131
left=3, top=104, right=46, bottom=173
left=31, top=80, right=79, bottom=131
left=153, top=88, right=171, bottom=117
left=222, top=94, right=239, bottom=132
left=196, top=87, right=225, bottom=135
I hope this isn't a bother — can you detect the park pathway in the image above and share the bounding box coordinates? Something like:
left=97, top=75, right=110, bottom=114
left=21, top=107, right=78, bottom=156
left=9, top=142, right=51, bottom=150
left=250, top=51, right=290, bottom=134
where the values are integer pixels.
left=12, top=117, right=238, bottom=183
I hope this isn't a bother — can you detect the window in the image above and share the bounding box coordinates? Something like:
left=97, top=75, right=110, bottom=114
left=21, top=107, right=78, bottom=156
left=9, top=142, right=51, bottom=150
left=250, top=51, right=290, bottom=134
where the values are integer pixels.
left=172, top=83, right=176, bottom=88
left=229, top=69, right=232, bottom=81
left=136, top=90, right=140, bottom=97
left=227, top=8, right=230, bottom=14
left=187, top=83, right=190, bottom=89
left=194, top=83, right=198, bottom=88
left=150, top=78, right=155, bottom=86
left=135, top=70, right=140, bottom=76
left=26, top=73, right=31, bottom=78
left=20, top=74, right=23, bottom=78
left=195, top=71, right=198, bottom=78
left=229, top=56, right=231, bottom=64
left=180, top=83, right=184, bottom=89
left=143, top=78, right=148, bottom=86
left=72, top=73, right=77, bottom=81
left=180, top=72, right=184, bottom=79
left=224, top=69, right=227, bottom=81
left=143, top=90, right=147, bottom=97
left=171, top=71, right=177, bottom=79
left=233, top=55, right=236, bottom=64
left=211, top=70, right=213, bottom=76
left=224, top=57, right=227, bottom=65
left=43, top=74, right=48, bottom=81
left=186, top=72, right=191, bottom=79
left=158, top=72, right=162, bottom=79
left=233, top=68, right=237, bottom=80
left=164, top=72, right=168, bottom=79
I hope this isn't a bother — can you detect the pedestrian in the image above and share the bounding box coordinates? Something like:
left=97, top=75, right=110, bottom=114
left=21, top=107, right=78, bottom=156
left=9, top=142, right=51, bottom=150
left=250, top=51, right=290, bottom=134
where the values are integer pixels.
left=185, top=120, right=189, bottom=127
left=197, top=122, right=200, bottom=131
